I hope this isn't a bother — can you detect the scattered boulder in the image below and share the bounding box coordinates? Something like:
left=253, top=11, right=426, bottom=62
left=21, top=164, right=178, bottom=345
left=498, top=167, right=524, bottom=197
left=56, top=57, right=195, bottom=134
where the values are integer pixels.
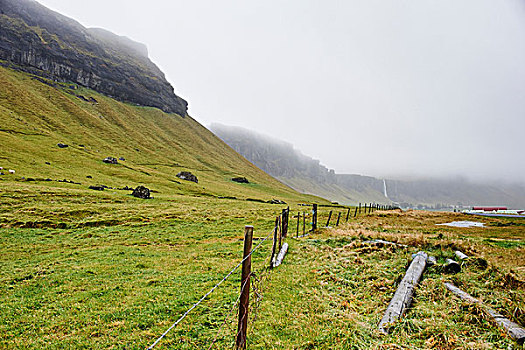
left=58, top=179, right=81, bottom=185
left=119, top=157, right=125, bottom=161
left=103, top=157, right=118, bottom=164
left=132, top=185, right=151, bottom=199
left=8, top=169, right=15, bottom=174
left=57, top=143, right=68, bottom=148
left=45, top=162, right=51, bottom=165
left=79, top=144, right=85, bottom=147
left=86, top=175, right=92, bottom=179
left=176, top=171, right=198, bottom=183
left=232, top=177, right=249, bottom=184
left=268, top=199, right=287, bottom=205
left=89, top=185, right=105, bottom=191
left=246, top=198, right=266, bottom=203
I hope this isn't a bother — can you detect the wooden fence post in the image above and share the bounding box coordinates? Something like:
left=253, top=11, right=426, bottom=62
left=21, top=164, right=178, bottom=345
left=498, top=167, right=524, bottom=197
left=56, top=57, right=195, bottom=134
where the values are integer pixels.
left=270, top=217, right=278, bottom=268
left=282, top=209, right=288, bottom=238
left=296, top=212, right=300, bottom=237
left=336, top=212, right=341, bottom=226
left=326, top=210, right=333, bottom=227
left=354, top=206, right=358, bottom=217
left=358, top=203, right=361, bottom=214
left=312, top=204, right=317, bottom=231
left=278, top=215, right=282, bottom=251
left=236, top=226, right=253, bottom=349
left=302, top=211, right=305, bottom=235
left=286, top=208, right=290, bottom=237
left=345, top=208, right=350, bottom=222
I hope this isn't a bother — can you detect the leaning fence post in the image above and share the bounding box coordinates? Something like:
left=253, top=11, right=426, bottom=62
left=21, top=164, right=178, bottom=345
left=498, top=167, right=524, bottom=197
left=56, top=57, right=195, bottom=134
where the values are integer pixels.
left=354, top=206, right=358, bottom=217
left=236, top=226, right=253, bottom=349
left=336, top=212, right=341, bottom=226
left=326, top=210, right=333, bottom=227
left=345, top=208, right=350, bottom=222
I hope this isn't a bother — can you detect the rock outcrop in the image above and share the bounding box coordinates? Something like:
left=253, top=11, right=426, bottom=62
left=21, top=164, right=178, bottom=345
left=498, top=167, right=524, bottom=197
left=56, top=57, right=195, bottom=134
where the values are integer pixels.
left=103, top=157, right=118, bottom=164
left=232, top=177, right=249, bottom=184
left=0, top=0, right=187, bottom=116
left=132, top=185, right=151, bottom=199
left=176, top=171, right=198, bottom=183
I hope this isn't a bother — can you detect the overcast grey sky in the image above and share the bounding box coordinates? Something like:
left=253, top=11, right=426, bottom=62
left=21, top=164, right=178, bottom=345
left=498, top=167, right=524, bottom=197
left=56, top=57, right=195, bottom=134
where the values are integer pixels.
left=38, top=0, right=525, bottom=183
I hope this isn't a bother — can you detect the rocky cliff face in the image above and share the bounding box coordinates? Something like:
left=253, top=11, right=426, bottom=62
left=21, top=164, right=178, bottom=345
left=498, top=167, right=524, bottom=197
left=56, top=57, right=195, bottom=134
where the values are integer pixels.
left=0, top=0, right=187, bottom=116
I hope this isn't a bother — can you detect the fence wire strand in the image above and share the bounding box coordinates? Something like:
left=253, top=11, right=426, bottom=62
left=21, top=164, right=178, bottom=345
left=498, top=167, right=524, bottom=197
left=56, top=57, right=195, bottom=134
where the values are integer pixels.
left=206, top=274, right=251, bottom=350
left=147, top=228, right=274, bottom=350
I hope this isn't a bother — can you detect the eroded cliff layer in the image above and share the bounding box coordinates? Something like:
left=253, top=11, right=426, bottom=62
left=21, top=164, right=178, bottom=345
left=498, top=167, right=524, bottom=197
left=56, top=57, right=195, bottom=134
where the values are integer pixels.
left=0, top=0, right=187, bottom=116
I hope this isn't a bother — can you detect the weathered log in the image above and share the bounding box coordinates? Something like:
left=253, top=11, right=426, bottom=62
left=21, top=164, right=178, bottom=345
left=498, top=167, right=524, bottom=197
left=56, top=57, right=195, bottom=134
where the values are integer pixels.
left=455, top=250, right=469, bottom=260
left=273, top=243, right=289, bottom=268
left=411, top=253, right=436, bottom=266
left=365, top=239, right=407, bottom=248
left=378, top=251, right=428, bottom=334
left=426, top=256, right=437, bottom=266
left=444, top=283, right=525, bottom=344
left=444, top=258, right=461, bottom=273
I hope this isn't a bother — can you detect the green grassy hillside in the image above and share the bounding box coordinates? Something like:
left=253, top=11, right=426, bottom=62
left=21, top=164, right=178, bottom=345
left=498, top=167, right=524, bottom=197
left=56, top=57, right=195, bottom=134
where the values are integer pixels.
left=0, top=65, right=326, bottom=227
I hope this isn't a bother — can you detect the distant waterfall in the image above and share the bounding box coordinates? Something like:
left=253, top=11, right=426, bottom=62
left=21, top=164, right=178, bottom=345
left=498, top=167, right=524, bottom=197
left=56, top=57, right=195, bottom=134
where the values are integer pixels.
left=383, top=179, right=388, bottom=198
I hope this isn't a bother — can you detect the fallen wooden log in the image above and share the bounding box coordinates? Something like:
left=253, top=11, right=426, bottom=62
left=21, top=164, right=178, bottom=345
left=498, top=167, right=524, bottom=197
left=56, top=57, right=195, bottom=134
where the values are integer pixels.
left=455, top=250, right=469, bottom=260
left=363, top=239, right=407, bottom=248
left=444, top=258, right=461, bottom=273
left=427, top=255, right=437, bottom=266
left=378, top=251, right=428, bottom=334
left=273, top=243, right=289, bottom=268
left=444, top=283, right=525, bottom=344
left=412, top=253, right=436, bottom=266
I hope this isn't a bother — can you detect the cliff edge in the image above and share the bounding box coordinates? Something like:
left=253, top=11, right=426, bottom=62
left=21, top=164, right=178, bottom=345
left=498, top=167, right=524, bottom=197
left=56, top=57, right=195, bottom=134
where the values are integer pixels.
left=0, top=0, right=187, bottom=116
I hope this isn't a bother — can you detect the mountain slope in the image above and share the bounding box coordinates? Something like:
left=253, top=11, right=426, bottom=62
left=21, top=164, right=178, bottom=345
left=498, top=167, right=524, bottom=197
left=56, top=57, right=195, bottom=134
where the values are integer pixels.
left=0, top=0, right=187, bottom=115
left=0, top=65, right=312, bottom=206
left=211, top=123, right=525, bottom=208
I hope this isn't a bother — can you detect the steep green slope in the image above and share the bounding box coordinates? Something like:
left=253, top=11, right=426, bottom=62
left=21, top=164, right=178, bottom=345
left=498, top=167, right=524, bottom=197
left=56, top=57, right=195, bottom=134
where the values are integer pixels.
left=0, top=65, right=320, bottom=227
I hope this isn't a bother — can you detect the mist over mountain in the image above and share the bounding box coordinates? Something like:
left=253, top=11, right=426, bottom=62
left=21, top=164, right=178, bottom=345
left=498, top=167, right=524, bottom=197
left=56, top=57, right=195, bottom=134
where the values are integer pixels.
left=211, top=123, right=525, bottom=208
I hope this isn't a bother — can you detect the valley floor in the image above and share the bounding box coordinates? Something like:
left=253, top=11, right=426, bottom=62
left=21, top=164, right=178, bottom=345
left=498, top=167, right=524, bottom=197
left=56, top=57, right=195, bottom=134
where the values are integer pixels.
left=1, top=184, right=524, bottom=349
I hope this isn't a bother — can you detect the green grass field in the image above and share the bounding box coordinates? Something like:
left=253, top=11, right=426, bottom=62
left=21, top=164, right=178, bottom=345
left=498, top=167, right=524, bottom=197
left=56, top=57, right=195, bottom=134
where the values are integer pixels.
left=1, top=65, right=524, bottom=349
left=1, top=198, right=524, bottom=349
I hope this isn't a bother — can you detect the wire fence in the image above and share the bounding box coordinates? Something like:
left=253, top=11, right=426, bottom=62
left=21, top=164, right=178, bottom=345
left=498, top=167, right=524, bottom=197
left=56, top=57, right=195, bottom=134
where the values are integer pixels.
left=146, top=202, right=398, bottom=349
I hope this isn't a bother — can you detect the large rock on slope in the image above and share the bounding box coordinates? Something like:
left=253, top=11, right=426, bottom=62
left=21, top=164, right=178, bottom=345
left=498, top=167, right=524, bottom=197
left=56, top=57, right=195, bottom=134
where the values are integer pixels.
left=0, top=0, right=187, bottom=116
